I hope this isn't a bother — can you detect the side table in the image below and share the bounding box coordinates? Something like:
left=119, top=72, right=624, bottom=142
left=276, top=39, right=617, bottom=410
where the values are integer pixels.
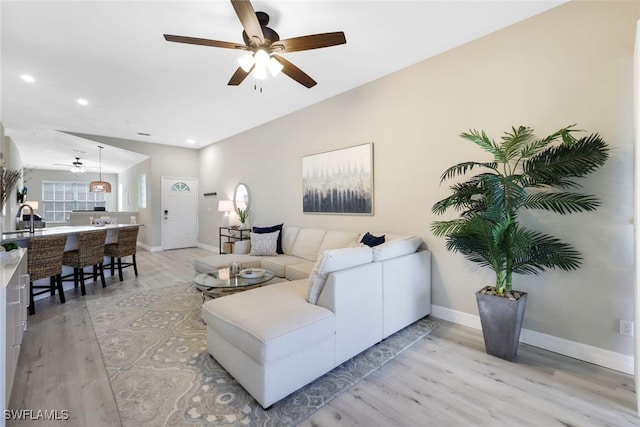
left=219, top=226, right=251, bottom=254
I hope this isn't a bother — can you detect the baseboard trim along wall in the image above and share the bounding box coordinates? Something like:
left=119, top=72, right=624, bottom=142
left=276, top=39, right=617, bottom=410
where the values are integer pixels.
left=197, top=242, right=217, bottom=253
left=431, top=305, right=633, bottom=375
left=138, top=242, right=163, bottom=252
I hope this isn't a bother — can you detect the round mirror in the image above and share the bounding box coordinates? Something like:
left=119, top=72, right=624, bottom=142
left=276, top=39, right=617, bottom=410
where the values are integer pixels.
left=233, top=183, right=250, bottom=212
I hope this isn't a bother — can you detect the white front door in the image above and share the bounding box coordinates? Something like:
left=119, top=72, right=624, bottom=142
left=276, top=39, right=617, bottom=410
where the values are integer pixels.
left=162, top=177, right=198, bottom=250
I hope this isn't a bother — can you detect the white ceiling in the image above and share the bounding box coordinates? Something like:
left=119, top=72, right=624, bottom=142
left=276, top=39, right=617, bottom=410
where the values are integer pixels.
left=1, top=0, right=563, bottom=173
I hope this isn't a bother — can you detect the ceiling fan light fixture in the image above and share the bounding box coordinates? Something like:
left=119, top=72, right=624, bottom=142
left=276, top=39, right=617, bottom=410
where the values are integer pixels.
left=268, top=57, right=283, bottom=76
left=253, top=66, right=267, bottom=80
left=70, top=165, right=85, bottom=174
left=238, top=53, right=255, bottom=72
left=254, top=49, right=270, bottom=68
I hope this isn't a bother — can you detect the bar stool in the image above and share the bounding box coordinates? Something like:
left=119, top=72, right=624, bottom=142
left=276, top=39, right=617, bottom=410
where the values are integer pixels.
left=104, top=226, right=139, bottom=281
left=62, top=229, right=107, bottom=295
left=27, top=235, right=68, bottom=315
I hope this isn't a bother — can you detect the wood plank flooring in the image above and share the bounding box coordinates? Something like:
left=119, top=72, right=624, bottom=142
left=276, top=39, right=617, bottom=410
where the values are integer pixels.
left=7, top=247, right=638, bottom=426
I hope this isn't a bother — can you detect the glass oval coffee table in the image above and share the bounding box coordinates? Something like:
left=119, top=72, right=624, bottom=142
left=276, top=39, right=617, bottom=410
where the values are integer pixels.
left=194, top=267, right=276, bottom=299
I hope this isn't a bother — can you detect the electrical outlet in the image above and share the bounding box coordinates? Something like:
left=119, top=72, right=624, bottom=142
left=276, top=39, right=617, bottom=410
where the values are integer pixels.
left=620, top=320, right=634, bottom=337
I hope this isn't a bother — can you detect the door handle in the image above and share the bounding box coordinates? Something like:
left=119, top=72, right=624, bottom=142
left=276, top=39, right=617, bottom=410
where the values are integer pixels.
left=164, top=209, right=168, bottom=220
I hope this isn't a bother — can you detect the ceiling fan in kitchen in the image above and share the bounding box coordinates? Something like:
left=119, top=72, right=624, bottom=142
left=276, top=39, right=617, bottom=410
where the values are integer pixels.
left=52, top=157, right=86, bottom=174
left=53, top=156, right=99, bottom=174
left=163, top=0, right=347, bottom=88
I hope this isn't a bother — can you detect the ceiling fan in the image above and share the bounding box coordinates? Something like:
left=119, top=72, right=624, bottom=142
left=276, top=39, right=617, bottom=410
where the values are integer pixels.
left=53, top=157, right=92, bottom=173
left=163, top=0, right=346, bottom=88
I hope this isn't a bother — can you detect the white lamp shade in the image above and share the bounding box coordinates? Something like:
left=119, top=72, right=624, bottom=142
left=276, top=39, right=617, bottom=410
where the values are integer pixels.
left=218, top=200, right=234, bottom=212
left=253, top=66, right=267, bottom=80
left=268, top=57, right=283, bottom=76
left=238, top=53, right=255, bottom=72
left=254, top=49, right=269, bottom=68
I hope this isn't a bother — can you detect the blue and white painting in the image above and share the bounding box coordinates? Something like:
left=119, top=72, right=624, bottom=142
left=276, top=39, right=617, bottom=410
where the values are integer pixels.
left=302, top=143, right=373, bottom=215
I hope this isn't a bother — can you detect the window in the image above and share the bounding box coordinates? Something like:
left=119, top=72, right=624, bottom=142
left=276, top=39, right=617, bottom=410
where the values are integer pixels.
left=171, top=181, right=190, bottom=192
left=139, top=174, right=147, bottom=209
left=42, top=181, right=105, bottom=223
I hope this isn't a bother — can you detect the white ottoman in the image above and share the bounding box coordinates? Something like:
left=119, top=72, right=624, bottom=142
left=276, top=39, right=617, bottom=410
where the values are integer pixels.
left=201, top=280, right=337, bottom=407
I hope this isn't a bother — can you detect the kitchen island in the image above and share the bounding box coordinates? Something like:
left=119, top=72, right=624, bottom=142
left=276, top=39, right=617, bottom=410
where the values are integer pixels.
left=1, top=224, right=140, bottom=251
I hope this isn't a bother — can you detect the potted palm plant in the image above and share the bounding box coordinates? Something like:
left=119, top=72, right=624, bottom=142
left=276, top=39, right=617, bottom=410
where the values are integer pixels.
left=431, top=125, right=609, bottom=360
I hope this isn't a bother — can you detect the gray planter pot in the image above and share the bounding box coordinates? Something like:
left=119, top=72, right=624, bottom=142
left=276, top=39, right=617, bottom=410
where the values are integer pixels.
left=475, top=290, right=528, bottom=361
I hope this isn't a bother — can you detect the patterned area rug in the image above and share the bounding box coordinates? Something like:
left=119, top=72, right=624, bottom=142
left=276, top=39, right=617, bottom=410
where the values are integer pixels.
left=86, top=282, right=438, bottom=426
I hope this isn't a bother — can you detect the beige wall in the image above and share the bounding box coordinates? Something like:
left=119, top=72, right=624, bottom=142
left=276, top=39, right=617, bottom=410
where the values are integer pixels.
left=198, top=1, right=640, bottom=357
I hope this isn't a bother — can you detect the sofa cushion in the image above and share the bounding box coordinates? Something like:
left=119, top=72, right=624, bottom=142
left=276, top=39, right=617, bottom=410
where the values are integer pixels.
left=233, top=240, right=251, bottom=254
left=290, top=228, right=327, bottom=261
left=306, top=246, right=373, bottom=304
left=285, top=261, right=315, bottom=281
left=318, top=231, right=361, bottom=254
left=372, top=236, right=422, bottom=262
left=250, top=230, right=280, bottom=256
left=201, top=280, right=335, bottom=364
left=253, top=224, right=284, bottom=254
left=360, top=232, right=385, bottom=247
left=281, top=227, right=299, bottom=255
left=260, top=255, right=307, bottom=278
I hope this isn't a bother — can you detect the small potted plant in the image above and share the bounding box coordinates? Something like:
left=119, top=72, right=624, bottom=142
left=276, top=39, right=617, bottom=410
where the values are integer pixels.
left=236, top=208, right=249, bottom=229
left=431, top=125, right=609, bottom=360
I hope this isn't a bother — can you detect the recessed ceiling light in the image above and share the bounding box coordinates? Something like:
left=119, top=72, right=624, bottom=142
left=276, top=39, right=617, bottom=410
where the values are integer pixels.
left=20, top=74, right=35, bottom=83
left=77, top=98, right=89, bottom=106
left=186, top=139, right=196, bottom=145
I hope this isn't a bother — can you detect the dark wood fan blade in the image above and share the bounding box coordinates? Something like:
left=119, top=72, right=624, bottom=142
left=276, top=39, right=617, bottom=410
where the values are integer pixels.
left=231, top=0, right=264, bottom=46
left=272, top=55, right=317, bottom=88
left=164, top=34, right=246, bottom=50
left=228, top=65, right=253, bottom=86
left=272, top=32, right=346, bottom=53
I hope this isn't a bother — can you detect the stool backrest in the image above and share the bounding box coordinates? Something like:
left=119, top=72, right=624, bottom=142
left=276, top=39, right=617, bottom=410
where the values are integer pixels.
left=78, top=229, right=108, bottom=266
left=112, top=226, right=139, bottom=257
left=28, top=235, right=68, bottom=281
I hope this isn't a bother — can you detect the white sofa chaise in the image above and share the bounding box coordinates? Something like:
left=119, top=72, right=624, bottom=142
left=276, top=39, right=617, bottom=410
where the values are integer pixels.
left=199, top=227, right=431, bottom=408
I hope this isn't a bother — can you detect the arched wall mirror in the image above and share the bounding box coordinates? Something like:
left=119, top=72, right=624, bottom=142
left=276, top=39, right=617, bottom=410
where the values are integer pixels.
left=233, top=183, right=250, bottom=212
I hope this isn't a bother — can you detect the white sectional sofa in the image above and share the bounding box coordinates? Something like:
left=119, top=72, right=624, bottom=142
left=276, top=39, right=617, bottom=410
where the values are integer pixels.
left=198, top=226, right=431, bottom=408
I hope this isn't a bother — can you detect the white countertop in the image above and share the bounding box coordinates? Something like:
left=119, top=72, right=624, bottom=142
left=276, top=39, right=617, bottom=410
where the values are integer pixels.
left=0, top=248, right=26, bottom=288
left=1, top=224, right=141, bottom=244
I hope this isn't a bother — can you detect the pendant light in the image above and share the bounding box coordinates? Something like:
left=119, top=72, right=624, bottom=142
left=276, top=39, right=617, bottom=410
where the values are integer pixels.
left=89, top=145, right=111, bottom=193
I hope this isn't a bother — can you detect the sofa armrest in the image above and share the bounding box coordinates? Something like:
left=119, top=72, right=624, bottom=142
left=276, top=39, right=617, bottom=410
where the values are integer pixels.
left=316, top=262, right=383, bottom=365
left=380, top=250, right=431, bottom=338
left=233, top=240, right=251, bottom=254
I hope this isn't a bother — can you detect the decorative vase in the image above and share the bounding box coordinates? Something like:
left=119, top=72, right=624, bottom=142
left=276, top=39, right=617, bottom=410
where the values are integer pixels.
left=475, top=289, right=528, bottom=361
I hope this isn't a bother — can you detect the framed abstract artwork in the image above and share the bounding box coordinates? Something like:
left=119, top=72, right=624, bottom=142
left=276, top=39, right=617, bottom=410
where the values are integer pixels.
left=302, top=142, right=373, bottom=215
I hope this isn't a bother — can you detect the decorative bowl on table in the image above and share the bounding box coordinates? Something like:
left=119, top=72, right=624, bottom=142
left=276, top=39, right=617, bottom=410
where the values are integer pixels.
left=239, top=268, right=265, bottom=279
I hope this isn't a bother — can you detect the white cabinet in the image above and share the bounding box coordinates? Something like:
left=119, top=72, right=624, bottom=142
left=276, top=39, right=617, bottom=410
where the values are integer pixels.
left=0, top=249, right=28, bottom=424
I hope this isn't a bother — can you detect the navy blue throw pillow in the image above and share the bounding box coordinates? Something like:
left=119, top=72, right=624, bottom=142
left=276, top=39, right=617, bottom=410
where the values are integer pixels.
left=253, top=223, right=284, bottom=254
left=360, top=232, right=385, bottom=247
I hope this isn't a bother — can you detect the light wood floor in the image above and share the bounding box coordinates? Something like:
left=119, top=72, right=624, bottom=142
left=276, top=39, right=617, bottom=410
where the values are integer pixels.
left=8, top=248, right=638, bottom=426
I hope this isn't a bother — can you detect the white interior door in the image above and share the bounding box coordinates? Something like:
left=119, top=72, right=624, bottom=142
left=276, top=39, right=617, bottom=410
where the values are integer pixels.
left=162, top=177, right=198, bottom=250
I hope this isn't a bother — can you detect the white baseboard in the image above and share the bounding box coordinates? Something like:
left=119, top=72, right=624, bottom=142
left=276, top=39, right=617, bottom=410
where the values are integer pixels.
left=197, top=242, right=218, bottom=253
left=137, top=242, right=162, bottom=252
left=431, top=305, right=633, bottom=375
